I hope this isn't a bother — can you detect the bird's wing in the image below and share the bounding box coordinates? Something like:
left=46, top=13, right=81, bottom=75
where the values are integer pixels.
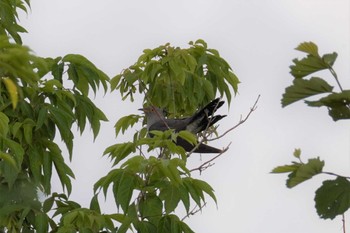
left=149, top=118, right=190, bottom=132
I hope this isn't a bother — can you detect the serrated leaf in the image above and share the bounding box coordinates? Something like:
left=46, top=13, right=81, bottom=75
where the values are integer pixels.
left=183, top=178, right=201, bottom=207
left=315, top=177, right=350, bottom=219
left=45, top=140, right=75, bottom=195
left=158, top=215, right=181, bottom=233
left=178, top=184, right=190, bottom=213
left=114, top=114, right=141, bottom=137
left=322, top=52, right=338, bottom=67
left=295, top=41, right=320, bottom=57
left=0, top=112, right=9, bottom=136
left=193, top=179, right=217, bottom=204
left=286, top=158, right=324, bottom=188
left=159, top=183, right=181, bottom=214
left=104, top=142, right=137, bottom=166
left=271, top=164, right=300, bottom=173
left=306, top=90, right=350, bottom=121
left=113, top=171, right=137, bottom=213
left=139, top=194, right=163, bottom=219
left=282, top=77, right=333, bottom=107
left=290, top=56, right=329, bottom=79
left=293, top=148, right=301, bottom=158
left=63, top=54, right=109, bottom=94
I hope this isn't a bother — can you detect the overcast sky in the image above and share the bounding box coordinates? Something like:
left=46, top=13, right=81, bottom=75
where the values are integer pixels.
left=20, top=1, right=350, bottom=232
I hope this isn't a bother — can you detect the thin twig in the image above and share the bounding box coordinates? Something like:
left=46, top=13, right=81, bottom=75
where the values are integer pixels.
left=190, top=142, right=231, bottom=174
left=181, top=202, right=207, bottom=221
left=207, top=94, right=260, bottom=142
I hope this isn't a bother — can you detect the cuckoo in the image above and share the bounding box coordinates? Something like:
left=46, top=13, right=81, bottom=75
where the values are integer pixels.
left=140, top=98, right=226, bottom=153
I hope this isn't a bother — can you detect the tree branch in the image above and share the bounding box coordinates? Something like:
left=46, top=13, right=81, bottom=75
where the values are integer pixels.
left=181, top=202, right=207, bottom=221
left=207, top=94, right=260, bottom=142
left=190, top=143, right=231, bottom=174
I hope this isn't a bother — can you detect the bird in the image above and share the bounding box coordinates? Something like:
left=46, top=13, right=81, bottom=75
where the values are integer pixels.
left=140, top=98, right=226, bottom=153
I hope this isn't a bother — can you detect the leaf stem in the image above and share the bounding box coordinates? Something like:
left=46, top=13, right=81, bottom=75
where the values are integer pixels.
left=328, top=66, right=344, bottom=92
left=322, top=171, right=350, bottom=179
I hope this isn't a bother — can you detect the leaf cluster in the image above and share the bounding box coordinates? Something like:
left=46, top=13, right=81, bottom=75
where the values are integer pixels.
left=1, top=20, right=109, bottom=231
left=274, top=42, right=350, bottom=222
left=111, top=39, right=239, bottom=117
left=272, top=149, right=350, bottom=220
left=94, top=150, right=216, bottom=232
left=94, top=40, right=238, bottom=232
left=2, top=2, right=236, bottom=231
left=281, top=41, right=350, bottom=121
left=0, top=0, right=30, bottom=44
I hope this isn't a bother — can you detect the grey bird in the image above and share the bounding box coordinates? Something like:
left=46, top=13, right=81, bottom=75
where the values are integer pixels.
left=140, top=98, right=226, bottom=153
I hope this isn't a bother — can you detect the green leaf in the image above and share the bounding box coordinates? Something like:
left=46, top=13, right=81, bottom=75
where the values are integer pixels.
left=104, top=142, right=137, bottom=166
left=113, top=170, right=137, bottom=213
left=192, top=179, right=217, bottom=205
left=42, top=150, right=53, bottom=194
left=2, top=77, right=18, bottom=109
left=90, top=194, right=101, bottom=213
left=177, top=131, right=197, bottom=146
left=281, top=77, right=333, bottom=107
left=114, top=41, right=238, bottom=114
left=139, top=194, right=163, bottom=219
left=158, top=215, right=181, bottom=233
left=0, top=151, right=18, bottom=170
left=286, top=158, right=324, bottom=188
left=180, top=221, right=195, bottom=233
left=0, top=112, right=9, bottom=136
left=114, top=114, right=141, bottom=137
left=271, top=164, right=300, bottom=173
left=178, top=184, right=190, bottom=213
left=290, top=56, right=329, bottom=79
left=45, top=140, right=75, bottom=195
left=183, top=178, right=201, bottom=207
left=23, top=118, right=35, bottom=144
left=48, top=105, right=74, bottom=156
left=322, top=52, right=338, bottom=67
left=35, top=212, right=49, bottom=233
left=3, top=137, right=24, bottom=166
left=293, top=148, right=301, bottom=159
left=159, top=183, right=181, bottom=214
left=0, top=36, right=38, bottom=83
left=62, top=54, right=109, bottom=94
left=295, top=41, right=320, bottom=57
left=43, top=196, right=55, bottom=213
left=305, top=90, right=350, bottom=121
left=315, top=177, right=350, bottom=219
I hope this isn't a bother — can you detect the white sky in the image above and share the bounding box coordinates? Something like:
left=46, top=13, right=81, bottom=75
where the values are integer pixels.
left=20, top=1, right=350, bottom=232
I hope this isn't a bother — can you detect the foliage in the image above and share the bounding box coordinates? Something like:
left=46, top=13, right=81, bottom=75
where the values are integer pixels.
left=1, top=1, right=239, bottom=232
left=273, top=42, right=350, bottom=220
left=281, top=41, right=349, bottom=121
left=95, top=40, right=238, bottom=232
left=1, top=1, right=111, bottom=231
left=111, top=40, right=239, bottom=117
left=0, top=0, right=29, bottom=44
